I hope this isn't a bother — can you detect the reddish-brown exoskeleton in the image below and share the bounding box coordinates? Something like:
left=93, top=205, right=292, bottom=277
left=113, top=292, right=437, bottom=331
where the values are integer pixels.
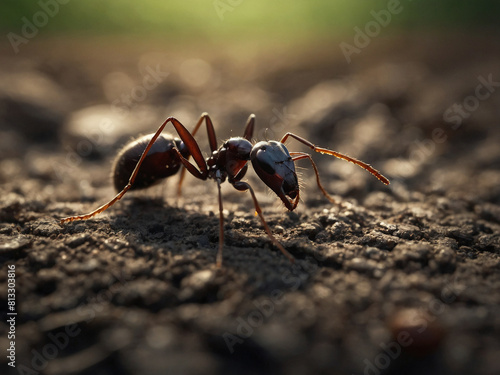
left=60, top=113, right=390, bottom=266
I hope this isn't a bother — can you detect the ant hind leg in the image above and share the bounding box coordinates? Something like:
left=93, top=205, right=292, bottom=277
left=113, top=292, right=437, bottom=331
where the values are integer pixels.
left=61, top=116, right=209, bottom=224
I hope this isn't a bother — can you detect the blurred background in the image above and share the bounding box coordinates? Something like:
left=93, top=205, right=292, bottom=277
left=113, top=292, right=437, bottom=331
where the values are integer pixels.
left=1, top=1, right=499, bottom=375
left=1, top=0, right=499, bottom=38
left=1, top=0, right=499, bottom=199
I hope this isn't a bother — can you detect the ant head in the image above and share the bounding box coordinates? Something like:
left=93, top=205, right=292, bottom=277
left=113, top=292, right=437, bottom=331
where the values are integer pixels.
left=251, top=141, right=299, bottom=211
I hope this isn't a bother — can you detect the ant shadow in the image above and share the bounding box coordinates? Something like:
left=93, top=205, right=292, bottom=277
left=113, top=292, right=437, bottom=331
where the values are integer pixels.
left=103, top=195, right=321, bottom=295
left=107, top=196, right=215, bottom=242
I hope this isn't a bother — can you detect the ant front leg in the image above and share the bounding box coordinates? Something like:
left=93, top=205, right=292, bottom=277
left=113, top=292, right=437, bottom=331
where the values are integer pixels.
left=280, top=133, right=390, bottom=185
left=232, top=181, right=295, bottom=264
left=60, top=117, right=209, bottom=224
left=290, top=152, right=336, bottom=204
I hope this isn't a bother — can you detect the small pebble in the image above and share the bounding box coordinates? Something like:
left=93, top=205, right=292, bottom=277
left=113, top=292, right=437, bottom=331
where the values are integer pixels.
left=274, top=225, right=285, bottom=234
left=0, top=236, right=32, bottom=255
left=65, top=233, right=91, bottom=248
left=389, top=308, right=446, bottom=356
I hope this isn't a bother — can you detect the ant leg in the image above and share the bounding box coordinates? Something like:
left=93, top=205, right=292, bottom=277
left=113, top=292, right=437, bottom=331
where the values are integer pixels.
left=177, top=112, right=218, bottom=196
left=229, top=164, right=248, bottom=184
left=280, top=133, right=390, bottom=185
left=243, top=114, right=255, bottom=141
left=61, top=117, right=208, bottom=224
left=215, top=178, right=224, bottom=267
left=60, top=182, right=133, bottom=223
left=232, top=181, right=295, bottom=264
left=290, top=152, right=336, bottom=204
left=200, top=113, right=218, bottom=152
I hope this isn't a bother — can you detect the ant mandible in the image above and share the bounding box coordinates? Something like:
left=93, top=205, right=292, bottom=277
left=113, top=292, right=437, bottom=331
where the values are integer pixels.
left=60, top=113, right=390, bottom=267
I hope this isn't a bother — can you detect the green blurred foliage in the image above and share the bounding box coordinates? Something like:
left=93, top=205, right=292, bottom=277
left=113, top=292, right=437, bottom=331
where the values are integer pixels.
left=1, top=0, right=498, bottom=41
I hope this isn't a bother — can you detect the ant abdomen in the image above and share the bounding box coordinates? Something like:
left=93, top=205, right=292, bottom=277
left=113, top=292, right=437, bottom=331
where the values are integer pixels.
left=112, top=133, right=187, bottom=192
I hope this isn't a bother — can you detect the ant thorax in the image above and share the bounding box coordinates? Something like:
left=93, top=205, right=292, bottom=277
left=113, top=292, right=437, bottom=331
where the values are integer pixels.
left=207, top=137, right=252, bottom=182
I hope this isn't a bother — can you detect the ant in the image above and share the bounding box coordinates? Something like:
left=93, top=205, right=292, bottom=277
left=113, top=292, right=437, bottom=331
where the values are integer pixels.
left=60, top=113, right=390, bottom=267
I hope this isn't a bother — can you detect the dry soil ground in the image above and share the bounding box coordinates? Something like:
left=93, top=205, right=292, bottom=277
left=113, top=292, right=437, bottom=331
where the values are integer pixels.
left=0, top=35, right=499, bottom=375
